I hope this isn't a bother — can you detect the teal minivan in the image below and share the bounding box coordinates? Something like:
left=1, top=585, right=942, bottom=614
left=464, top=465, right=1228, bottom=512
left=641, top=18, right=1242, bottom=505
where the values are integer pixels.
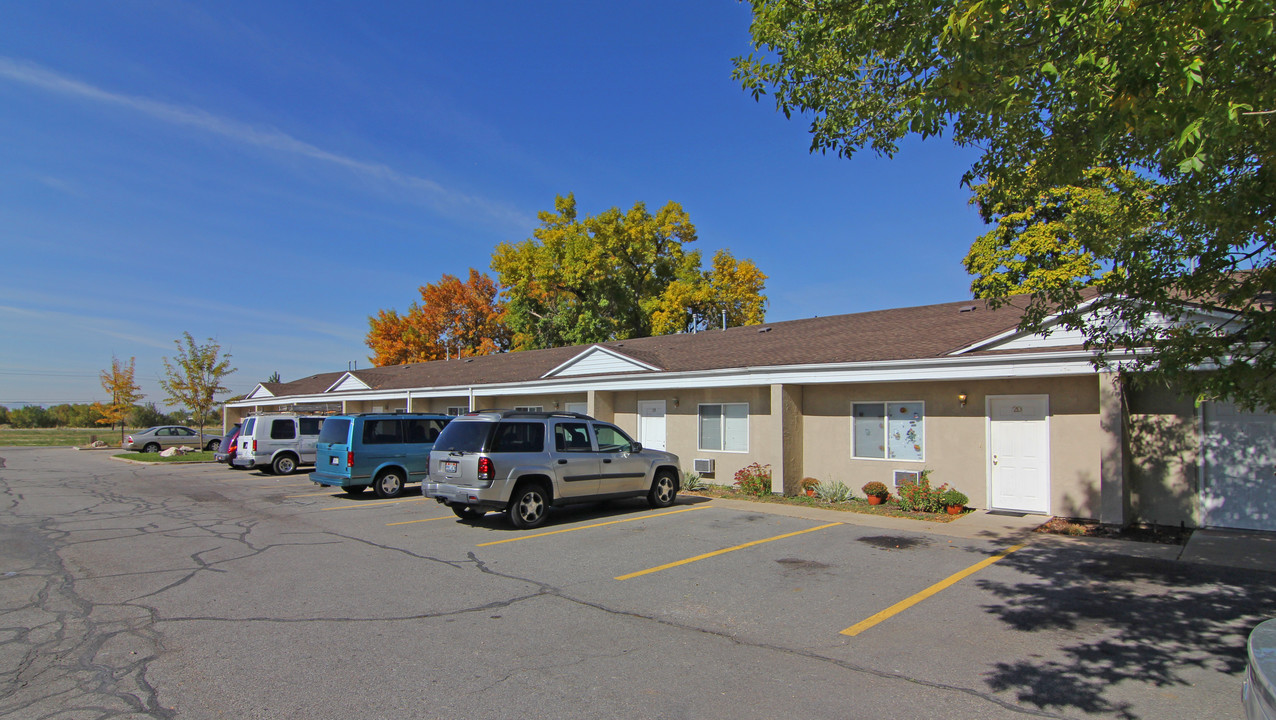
left=312, top=413, right=452, bottom=498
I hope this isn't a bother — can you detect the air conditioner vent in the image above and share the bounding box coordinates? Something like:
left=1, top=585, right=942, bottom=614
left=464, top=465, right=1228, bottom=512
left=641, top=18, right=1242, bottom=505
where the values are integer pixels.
left=893, top=470, right=921, bottom=487
left=693, top=458, right=715, bottom=474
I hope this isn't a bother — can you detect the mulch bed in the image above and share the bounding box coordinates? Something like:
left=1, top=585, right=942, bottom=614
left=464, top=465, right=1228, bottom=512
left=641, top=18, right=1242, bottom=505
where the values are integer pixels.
left=1033, top=516, right=1193, bottom=545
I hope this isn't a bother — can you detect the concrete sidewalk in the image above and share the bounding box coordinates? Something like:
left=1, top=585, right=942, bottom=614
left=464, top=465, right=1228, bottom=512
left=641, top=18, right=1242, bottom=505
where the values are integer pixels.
left=696, top=496, right=1276, bottom=574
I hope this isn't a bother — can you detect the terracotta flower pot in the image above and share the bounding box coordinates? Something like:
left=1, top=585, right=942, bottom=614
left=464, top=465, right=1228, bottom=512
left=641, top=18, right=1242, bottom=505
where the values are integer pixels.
left=805, top=488, right=816, bottom=497
left=867, top=495, right=886, bottom=505
left=947, top=505, right=965, bottom=515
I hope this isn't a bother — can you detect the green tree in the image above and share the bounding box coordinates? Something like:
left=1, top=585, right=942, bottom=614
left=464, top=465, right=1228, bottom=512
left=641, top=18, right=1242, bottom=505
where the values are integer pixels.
left=734, top=0, right=1276, bottom=409
left=159, top=333, right=236, bottom=442
left=492, top=194, right=702, bottom=350
left=266, top=371, right=282, bottom=384
left=93, top=355, right=145, bottom=442
left=0, top=405, right=9, bottom=425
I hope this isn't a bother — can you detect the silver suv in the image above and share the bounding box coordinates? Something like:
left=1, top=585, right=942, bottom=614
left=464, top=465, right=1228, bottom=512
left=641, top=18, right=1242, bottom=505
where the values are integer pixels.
left=424, top=410, right=681, bottom=529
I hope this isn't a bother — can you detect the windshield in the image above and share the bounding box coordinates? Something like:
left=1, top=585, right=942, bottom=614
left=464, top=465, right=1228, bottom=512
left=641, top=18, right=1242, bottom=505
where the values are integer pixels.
left=432, top=420, right=494, bottom=452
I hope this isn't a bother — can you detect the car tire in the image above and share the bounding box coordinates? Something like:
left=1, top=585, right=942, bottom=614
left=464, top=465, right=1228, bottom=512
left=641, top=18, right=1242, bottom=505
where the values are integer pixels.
left=272, top=455, right=297, bottom=476
left=143, top=443, right=160, bottom=454
left=648, top=470, right=678, bottom=509
left=206, top=439, right=221, bottom=452
left=373, top=470, right=404, bottom=499
left=507, top=482, right=549, bottom=529
left=344, top=485, right=367, bottom=496
left=452, top=505, right=485, bottom=521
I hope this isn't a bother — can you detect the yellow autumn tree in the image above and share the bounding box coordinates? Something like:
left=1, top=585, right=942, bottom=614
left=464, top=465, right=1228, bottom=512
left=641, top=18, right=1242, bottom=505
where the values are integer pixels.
left=651, top=249, right=768, bottom=334
left=92, top=355, right=145, bottom=443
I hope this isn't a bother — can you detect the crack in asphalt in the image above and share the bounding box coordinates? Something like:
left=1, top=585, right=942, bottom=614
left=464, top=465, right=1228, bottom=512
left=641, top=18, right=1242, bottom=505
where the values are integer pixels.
left=0, top=453, right=1068, bottom=719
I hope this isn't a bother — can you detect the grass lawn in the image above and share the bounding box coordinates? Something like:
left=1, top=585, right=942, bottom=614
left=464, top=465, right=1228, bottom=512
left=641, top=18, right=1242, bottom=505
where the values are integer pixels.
left=683, top=484, right=967, bottom=523
left=113, top=451, right=217, bottom=463
left=0, top=427, right=129, bottom=447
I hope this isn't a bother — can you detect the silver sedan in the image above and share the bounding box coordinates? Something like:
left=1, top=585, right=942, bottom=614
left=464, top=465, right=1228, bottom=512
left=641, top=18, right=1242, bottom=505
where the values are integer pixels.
left=123, top=426, right=220, bottom=453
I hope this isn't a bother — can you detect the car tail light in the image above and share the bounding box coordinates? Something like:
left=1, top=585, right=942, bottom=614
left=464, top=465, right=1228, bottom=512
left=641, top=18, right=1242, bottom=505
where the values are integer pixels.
left=252, top=439, right=257, bottom=452
left=126, top=436, right=133, bottom=444
left=477, top=456, right=494, bottom=481
left=347, top=451, right=354, bottom=467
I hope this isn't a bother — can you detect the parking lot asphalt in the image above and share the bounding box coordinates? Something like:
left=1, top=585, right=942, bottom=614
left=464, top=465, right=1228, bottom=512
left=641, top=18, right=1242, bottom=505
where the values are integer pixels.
left=4, top=447, right=1275, bottom=720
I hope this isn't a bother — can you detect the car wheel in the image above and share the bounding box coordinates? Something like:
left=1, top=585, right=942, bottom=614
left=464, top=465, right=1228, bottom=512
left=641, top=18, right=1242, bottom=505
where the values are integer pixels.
left=373, top=470, right=404, bottom=499
left=507, top=483, right=549, bottom=529
left=344, top=485, right=367, bottom=496
left=143, top=443, right=161, bottom=454
left=206, top=439, right=221, bottom=452
left=452, top=505, right=485, bottom=520
left=272, top=455, right=297, bottom=475
left=648, top=470, right=678, bottom=508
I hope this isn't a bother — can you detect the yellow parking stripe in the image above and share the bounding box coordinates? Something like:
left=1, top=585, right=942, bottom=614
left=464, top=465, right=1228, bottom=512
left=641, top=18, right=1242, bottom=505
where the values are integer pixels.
left=284, top=491, right=343, bottom=498
left=387, top=516, right=451, bottom=526
left=615, top=521, right=842, bottom=580
left=323, top=497, right=427, bottom=511
left=477, top=505, right=707, bottom=547
left=840, top=543, right=1026, bottom=637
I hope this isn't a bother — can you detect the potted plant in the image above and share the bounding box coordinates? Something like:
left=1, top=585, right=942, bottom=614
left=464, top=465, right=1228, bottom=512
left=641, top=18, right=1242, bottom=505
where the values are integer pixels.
left=862, top=481, right=889, bottom=505
left=800, top=477, right=821, bottom=497
left=941, top=488, right=969, bottom=514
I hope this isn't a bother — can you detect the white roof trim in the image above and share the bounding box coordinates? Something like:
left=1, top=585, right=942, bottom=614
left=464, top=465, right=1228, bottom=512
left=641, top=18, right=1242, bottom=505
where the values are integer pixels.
left=245, top=384, right=274, bottom=399
left=324, top=372, right=372, bottom=393
left=227, top=348, right=1116, bottom=409
left=542, top=345, right=662, bottom=378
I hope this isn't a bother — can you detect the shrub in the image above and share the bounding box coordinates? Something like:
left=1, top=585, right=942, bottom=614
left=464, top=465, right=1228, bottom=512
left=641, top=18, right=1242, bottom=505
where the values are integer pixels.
left=733, top=463, right=773, bottom=496
left=940, top=488, right=969, bottom=507
left=819, top=479, right=853, bottom=503
left=861, top=481, right=889, bottom=498
left=799, top=477, right=820, bottom=491
left=682, top=471, right=705, bottom=491
left=894, top=471, right=948, bottom=512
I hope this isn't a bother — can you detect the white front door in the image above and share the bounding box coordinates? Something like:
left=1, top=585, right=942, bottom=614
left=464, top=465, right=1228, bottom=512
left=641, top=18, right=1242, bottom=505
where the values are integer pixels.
left=988, top=395, right=1050, bottom=513
left=1201, top=402, right=1276, bottom=531
left=637, top=400, right=667, bottom=451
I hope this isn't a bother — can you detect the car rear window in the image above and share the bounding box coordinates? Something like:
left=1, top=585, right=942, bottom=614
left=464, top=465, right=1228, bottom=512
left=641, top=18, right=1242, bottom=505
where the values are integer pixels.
left=270, top=419, right=296, bottom=440
left=243, top=418, right=255, bottom=436
left=432, top=420, right=495, bottom=452
left=362, top=418, right=403, bottom=445
left=318, top=419, right=351, bottom=445
left=491, top=422, right=545, bottom=453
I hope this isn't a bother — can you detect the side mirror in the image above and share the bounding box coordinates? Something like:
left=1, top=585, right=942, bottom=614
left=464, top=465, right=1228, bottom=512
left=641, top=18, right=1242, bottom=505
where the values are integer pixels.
left=631, top=442, right=643, bottom=453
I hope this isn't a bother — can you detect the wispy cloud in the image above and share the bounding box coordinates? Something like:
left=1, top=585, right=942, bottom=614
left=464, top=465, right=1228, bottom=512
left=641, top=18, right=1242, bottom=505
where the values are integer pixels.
left=0, top=57, right=533, bottom=229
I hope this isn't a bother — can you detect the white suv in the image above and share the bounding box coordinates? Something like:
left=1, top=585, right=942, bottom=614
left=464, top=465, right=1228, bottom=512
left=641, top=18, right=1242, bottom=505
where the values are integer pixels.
left=233, top=413, right=326, bottom=475
left=424, top=410, right=682, bottom=529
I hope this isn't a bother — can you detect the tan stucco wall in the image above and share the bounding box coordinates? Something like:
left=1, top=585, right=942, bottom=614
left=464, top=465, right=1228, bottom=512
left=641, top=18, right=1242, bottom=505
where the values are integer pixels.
left=801, top=376, right=1103, bottom=516
left=1125, top=384, right=1199, bottom=527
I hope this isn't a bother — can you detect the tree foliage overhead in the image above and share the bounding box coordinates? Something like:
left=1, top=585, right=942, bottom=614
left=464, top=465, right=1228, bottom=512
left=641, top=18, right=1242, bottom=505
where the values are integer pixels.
left=93, top=355, right=144, bottom=438
left=367, top=269, right=510, bottom=366
left=734, top=0, right=1276, bottom=409
left=159, top=333, right=236, bottom=439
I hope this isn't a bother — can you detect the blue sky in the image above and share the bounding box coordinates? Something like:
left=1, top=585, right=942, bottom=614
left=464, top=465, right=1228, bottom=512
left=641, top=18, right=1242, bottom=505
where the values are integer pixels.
left=0, top=1, right=988, bottom=409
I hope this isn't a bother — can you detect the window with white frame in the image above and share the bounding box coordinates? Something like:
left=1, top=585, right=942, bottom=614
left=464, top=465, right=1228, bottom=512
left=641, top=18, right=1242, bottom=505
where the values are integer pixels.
left=446, top=406, right=468, bottom=416
left=514, top=405, right=543, bottom=412
left=852, top=401, right=924, bottom=461
left=698, top=403, right=748, bottom=452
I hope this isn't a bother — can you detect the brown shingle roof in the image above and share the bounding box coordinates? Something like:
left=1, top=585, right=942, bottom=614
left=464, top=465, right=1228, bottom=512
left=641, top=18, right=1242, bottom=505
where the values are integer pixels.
left=271, top=297, right=1034, bottom=395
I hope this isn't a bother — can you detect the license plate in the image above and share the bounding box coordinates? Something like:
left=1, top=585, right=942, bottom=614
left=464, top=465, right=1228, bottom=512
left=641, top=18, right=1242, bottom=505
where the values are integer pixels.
left=330, top=456, right=339, bottom=465
left=443, top=461, right=458, bottom=474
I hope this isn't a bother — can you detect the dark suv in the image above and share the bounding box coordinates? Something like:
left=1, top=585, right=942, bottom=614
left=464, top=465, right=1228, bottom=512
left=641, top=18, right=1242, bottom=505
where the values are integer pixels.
left=424, top=410, right=682, bottom=529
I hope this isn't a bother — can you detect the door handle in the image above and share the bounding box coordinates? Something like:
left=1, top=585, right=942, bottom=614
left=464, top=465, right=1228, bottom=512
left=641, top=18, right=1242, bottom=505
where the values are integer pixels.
left=603, top=459, right=612, bottom=464
left=992, top=455, right=999, bottom=465
left=557, top=459, right=567, bottom=465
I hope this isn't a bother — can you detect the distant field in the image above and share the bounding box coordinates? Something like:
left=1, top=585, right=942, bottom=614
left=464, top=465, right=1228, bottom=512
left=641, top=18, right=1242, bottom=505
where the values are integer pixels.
left=0, top=427, right=127, bottom=447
